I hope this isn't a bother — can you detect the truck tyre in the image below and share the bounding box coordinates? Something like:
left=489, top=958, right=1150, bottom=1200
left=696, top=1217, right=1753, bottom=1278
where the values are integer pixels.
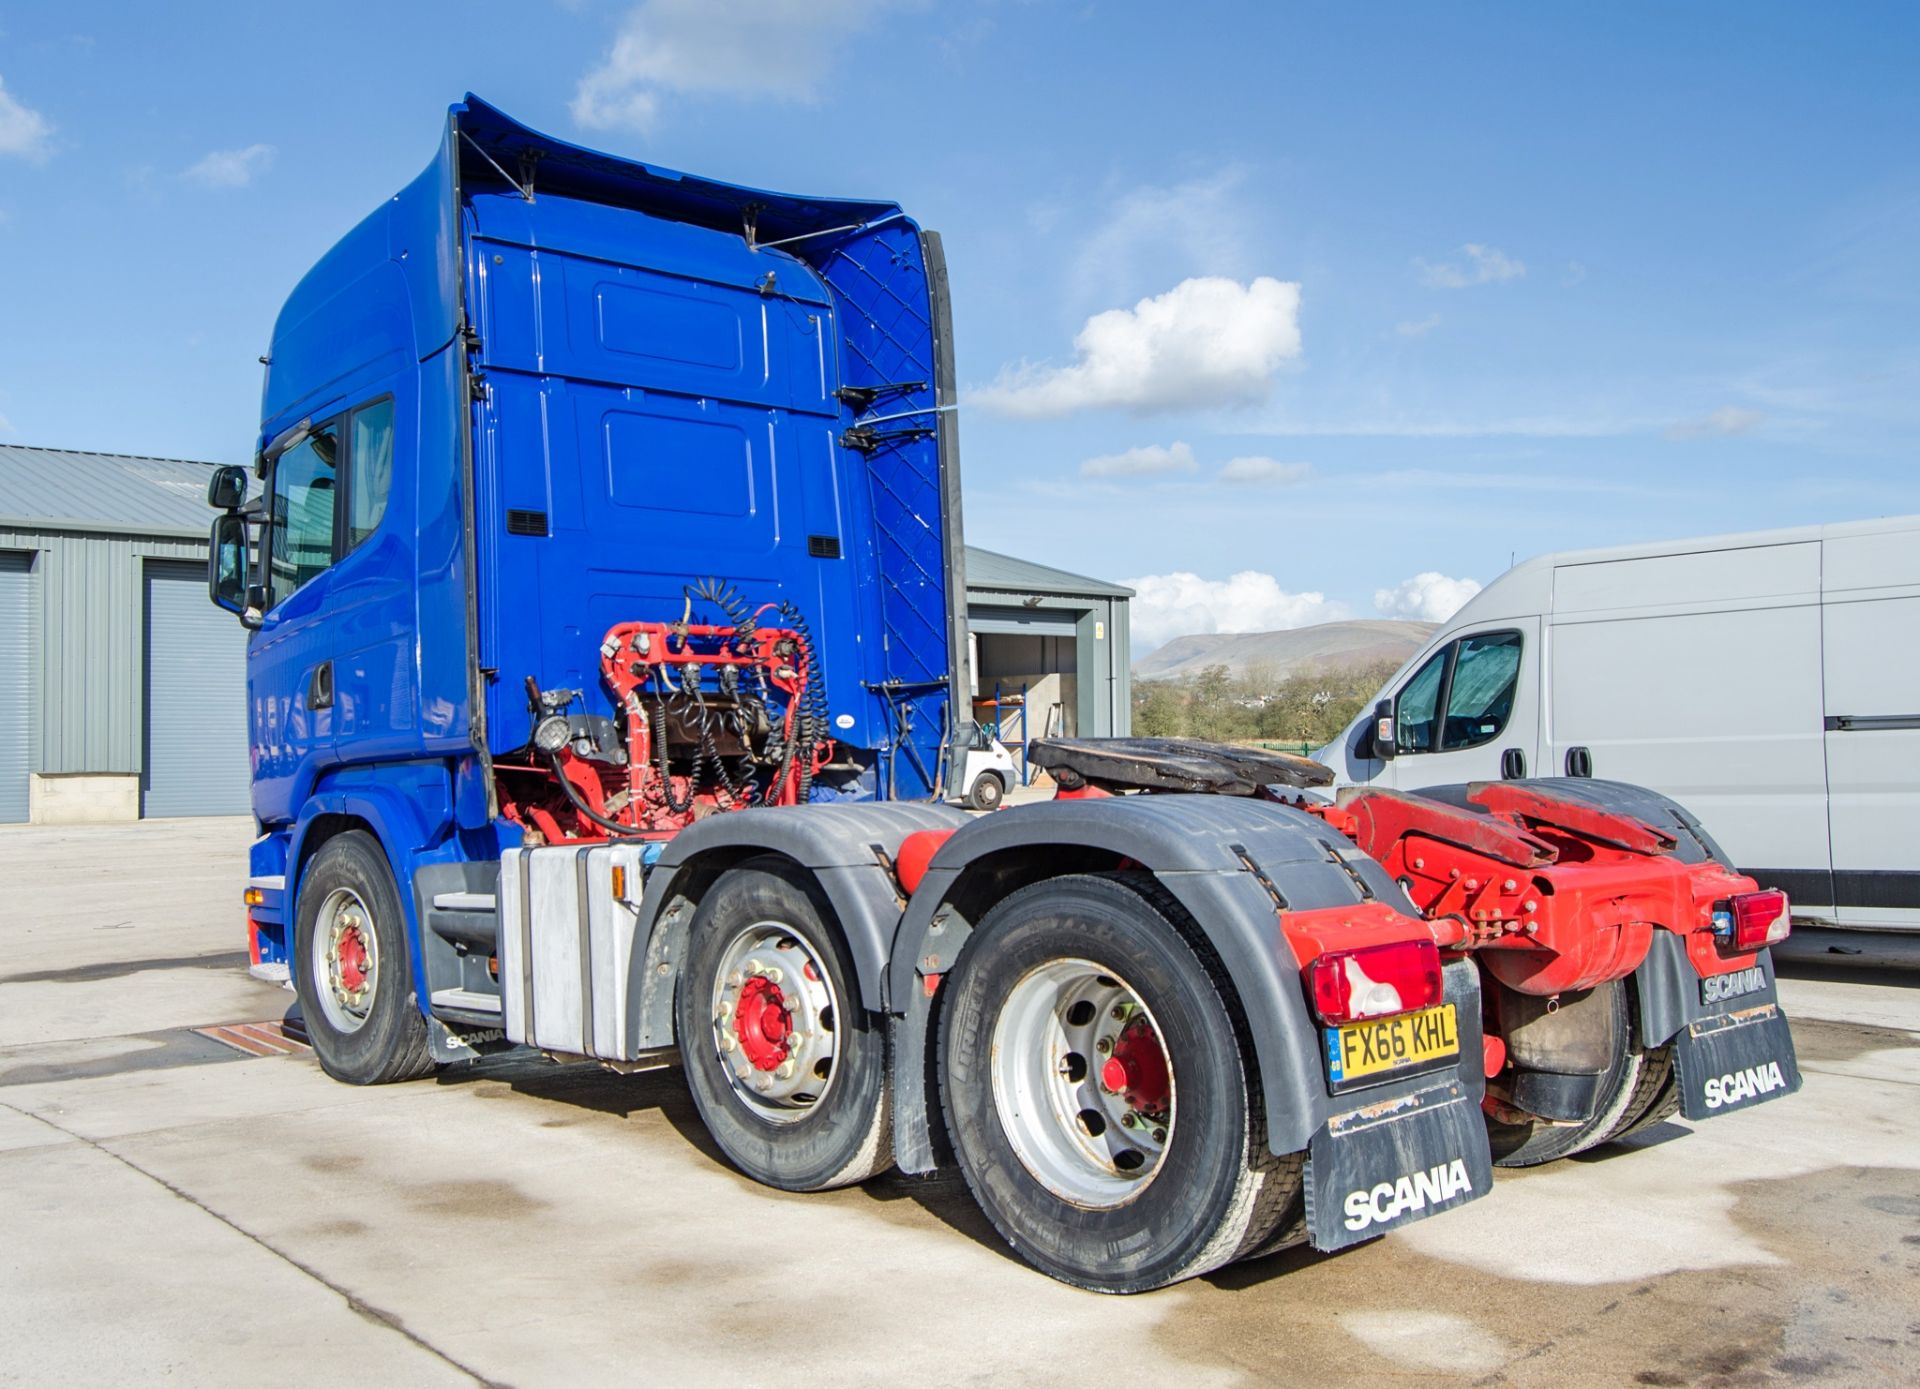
left=967, top=772, right=1004, bottom=812
left=938, top=873, right=1299, bottom=1293
left=293, top=830, right=436, bottom=1086
left=1488, top=979, right=1657, bottom=1167
left=677, top=856, right=894, bottom=1192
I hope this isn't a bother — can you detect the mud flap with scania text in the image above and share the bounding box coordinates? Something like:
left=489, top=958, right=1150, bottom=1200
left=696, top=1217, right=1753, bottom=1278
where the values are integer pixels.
left=1672, top=1002, right=1802, bottom=1120
left=1305, top=1078, right=1493, bottom=1252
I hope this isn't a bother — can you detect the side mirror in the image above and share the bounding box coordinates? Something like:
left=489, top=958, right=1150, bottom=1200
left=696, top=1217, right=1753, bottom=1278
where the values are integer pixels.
left=1372, top=699, right=1397, bottom=761
left=208, top=513, right=261, bottom=628
left=207, top=464, right=248, bottom=511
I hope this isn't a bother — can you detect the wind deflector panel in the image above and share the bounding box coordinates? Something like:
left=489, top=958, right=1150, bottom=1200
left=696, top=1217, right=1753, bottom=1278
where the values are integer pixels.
left=810, top=222, right=951, bottom=800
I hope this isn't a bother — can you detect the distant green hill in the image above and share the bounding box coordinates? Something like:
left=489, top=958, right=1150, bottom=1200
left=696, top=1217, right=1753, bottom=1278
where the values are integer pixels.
left=1134, top=619, right=1436, bottom=681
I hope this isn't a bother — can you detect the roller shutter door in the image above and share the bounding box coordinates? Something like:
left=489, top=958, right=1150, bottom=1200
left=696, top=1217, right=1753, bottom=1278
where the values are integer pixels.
left=0, top=551, right=29, bottom=823
left=143, top=561, right=250, bottom=817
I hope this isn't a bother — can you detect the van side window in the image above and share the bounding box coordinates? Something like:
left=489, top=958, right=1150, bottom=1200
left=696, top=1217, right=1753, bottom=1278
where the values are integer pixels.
left=1396, top=648, right=1448, bottom=754
left=346, top=398, right=394, bottom=551
left=265, top=424, right=340, bottom=608
left=1442, top=631, right=1523, bottom=750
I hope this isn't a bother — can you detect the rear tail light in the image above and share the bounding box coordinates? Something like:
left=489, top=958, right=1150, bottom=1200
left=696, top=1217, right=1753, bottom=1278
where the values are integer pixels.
left=1308, top=939, right=1443, bottom=1024
left=1713, top=889, right=1791, bottom=950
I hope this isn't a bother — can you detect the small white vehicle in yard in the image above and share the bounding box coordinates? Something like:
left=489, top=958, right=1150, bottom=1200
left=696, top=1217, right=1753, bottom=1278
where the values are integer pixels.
left=955, top=725, right=1019, bottom=810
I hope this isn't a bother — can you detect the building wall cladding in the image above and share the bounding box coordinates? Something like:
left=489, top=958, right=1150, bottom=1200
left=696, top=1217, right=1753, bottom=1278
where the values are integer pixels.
left=0, top=523, right=208, bottom=775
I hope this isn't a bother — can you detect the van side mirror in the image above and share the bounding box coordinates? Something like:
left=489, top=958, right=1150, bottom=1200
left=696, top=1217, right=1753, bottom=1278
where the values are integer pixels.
left=207, top=464, right=248, bottom=511
left=1372, top=699, right=1397, bottom=761
left=208, top=513, right=261, bottom=628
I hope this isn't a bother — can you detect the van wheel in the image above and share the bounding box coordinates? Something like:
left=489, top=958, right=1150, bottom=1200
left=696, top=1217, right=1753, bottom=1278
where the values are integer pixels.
left=677, top=856, right=893, bottom=1192
left=967, top=773, right=1004, bottom=812
left=1489, top=980, right=1658, bottom=1167
left=939, top=874, right=1299, bottom=1292
left=293, top=830, right=436, bottom=1085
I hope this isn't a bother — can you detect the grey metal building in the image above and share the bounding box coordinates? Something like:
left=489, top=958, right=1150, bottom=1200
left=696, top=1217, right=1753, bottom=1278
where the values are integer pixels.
left=963, top=547, right=1132, bottom=744
left=0, top=446, right=250, bottom=823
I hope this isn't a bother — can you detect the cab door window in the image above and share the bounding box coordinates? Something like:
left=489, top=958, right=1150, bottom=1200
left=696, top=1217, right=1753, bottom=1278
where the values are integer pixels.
left=1441, top=631, right=1523, bottom=750
left=1395, top=648, right=1448, bottom=754
left=265, top=424, right=340, bottom=608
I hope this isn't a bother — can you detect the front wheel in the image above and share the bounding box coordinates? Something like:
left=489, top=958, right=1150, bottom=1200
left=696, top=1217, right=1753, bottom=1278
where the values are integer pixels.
left=939, top=874, right=1299, bottom=1292
left=293, top=830, right=436, bottom=1085
left=676, top=857, right=893, bottom=1192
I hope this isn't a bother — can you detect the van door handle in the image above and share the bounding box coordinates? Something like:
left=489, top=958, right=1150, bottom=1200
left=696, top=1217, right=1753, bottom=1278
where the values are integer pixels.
left=1501, top=747, right=1526, bottom=780
left=308, top=660, right=334, bottom=710
left=1824, top=714, right=1920, bottom=732
left=1565, top=746, right=1592, bottom=778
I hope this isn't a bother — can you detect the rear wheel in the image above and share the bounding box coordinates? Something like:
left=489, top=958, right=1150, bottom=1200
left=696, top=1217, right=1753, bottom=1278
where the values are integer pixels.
left=939, top=874, right=1299, bottom=1292
left=1489, top=979, right=1665, bottom=1167
left=967, top=773, right=1004, bottom=812
left=677, top=857, right=893, bottom=1192
left=293, top=830, right=436, bottom=1085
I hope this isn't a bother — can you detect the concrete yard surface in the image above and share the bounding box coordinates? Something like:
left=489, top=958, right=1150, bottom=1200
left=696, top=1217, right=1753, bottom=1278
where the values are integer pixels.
left=2, top=818, right=1917, bottom=1388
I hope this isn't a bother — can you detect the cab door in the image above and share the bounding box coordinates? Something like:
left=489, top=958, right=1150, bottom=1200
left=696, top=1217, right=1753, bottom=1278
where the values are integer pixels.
left=249, top=422, right=343, bottom=824
left=1380, top=622, right=1539, bottom=790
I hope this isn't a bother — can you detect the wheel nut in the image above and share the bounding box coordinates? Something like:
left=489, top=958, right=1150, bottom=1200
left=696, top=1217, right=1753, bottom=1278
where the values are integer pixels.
left=765, top=966, right=783, bottom=985
left=1152, top=1128, right=1167, bottom=1143
left=720, top=1034, right=737, bottom=1053
left=776, top=1060, right=796, bottom=1080
left=1096, top=1037, right=1113, bottom=1055
left=1110, top=1005, right=1127, bottom=1021
left=1120, top=1112, right=1136, bottom=1128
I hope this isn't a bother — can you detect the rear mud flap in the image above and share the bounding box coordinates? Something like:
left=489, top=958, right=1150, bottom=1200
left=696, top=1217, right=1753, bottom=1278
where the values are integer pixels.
left=1305, top=1078, right=1493, bottom=1252
left=1672, top=1003, right=1802, bottom=1120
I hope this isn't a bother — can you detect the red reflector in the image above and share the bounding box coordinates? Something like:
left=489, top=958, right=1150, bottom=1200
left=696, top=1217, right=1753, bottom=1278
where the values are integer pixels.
left=246, top=915, right=263, bottom=967
left=1730, top=889, right=1790, bottom=950
left=1308, top=939, right=1444, bottom=1024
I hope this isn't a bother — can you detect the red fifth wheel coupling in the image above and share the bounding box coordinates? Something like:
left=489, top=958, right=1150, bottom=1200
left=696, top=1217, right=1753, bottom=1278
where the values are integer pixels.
left=1321, top=783, right=1766, bottom=995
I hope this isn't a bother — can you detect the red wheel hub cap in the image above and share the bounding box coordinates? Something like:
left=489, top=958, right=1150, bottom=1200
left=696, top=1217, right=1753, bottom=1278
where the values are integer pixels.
left=734, top=976, right=792, bottom=1072
left=1101, top=1018, right=1170, bottom=1118
left=337, top=928, right=369, bottom=993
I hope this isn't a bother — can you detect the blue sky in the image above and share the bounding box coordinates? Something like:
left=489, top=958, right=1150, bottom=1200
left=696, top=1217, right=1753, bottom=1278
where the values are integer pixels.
left=2, top=3, right=1916, bottom=648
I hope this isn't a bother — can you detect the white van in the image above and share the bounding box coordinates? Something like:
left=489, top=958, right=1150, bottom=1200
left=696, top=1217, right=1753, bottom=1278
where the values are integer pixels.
left=1321, top=515, right=1920, bottom=931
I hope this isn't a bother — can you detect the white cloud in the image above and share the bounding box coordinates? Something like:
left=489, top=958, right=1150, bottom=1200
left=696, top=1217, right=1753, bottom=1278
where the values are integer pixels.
left=1417, top=243, right=1526, bottom=289
left=1666, top=405, right=1764, bottom=439
left=573, top=0, right=902, bottom=131
left=1217, top=455, right=1310, bottom=485
left=1395, top=314, right=1441, bottom=338
left=1374, top=572, right=1483, bottom=623
left=974, top=276, right=1303, bottom=417
left=0, top=410, right=15, bottom=436
left=1080, top=441, right=1197, bottom=479
left=1124, top=570, right=1350, bottom=650
left=0, top=76, right=52, bottom=162
left=184, top=144, right=275, bottom=188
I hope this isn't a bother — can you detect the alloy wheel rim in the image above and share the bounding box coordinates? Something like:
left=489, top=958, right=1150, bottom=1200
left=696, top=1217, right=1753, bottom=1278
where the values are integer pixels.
left=990, top=958, right=1176, bottom=1209
left=708, top=921, right=840, bottom=1124
left=314, top=887, right=378, bottom=1034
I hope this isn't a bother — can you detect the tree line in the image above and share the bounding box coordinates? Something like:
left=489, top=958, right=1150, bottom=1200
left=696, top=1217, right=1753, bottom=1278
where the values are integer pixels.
left=1132, top=658, right=1403, bottom=752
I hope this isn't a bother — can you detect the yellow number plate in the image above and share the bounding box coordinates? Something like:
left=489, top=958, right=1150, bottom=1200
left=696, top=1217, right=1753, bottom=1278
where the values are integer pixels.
left=1326, top=1004, right=1459, bottom=1086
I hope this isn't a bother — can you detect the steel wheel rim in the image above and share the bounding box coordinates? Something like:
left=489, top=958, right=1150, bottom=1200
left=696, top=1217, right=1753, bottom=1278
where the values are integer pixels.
left=708, top=920, right=840, bottom=1124
left=990, top=957, right=1176, bottom=1209
left=314, top=887, right=378, bottom=1034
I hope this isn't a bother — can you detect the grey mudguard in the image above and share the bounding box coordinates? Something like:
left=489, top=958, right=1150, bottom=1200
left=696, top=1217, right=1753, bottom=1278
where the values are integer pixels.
left=886, top=793, right=1486, bottom=1167
left=622, top=801, right=967, bottom=1053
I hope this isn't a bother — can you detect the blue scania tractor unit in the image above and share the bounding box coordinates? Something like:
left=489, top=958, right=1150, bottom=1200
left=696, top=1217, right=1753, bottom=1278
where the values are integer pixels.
left=205, top=96, right=1506, bottom=1292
